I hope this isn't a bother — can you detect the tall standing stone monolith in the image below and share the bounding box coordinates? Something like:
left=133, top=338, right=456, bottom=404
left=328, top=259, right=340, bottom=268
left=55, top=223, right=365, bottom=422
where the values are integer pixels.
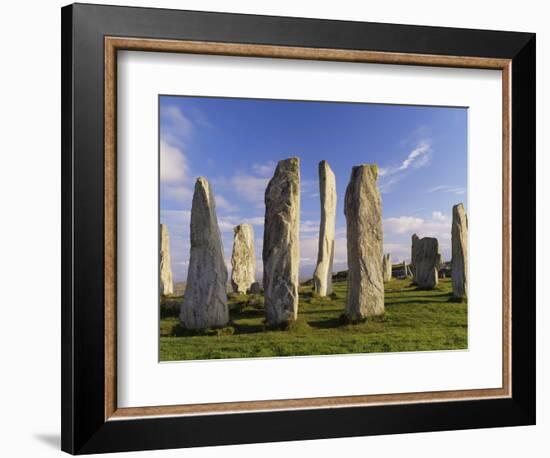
left=382, top=253, right=392, bottom=282
left=313, top=160, right=336, bottom=296
left=415, top=237, right=439, bottom=290
left=452, top=203, right=468, bottom=298
left=231, top=223, right=256, bottom=294
left=160, top=224, right=174, bottom=296
left=411, top=233, right=420, bottom=284
left=180, top=177, right=229, bottom=330
left=263, top=157, right=300, bottom=325
left=344, top=164, right=384, bottom=320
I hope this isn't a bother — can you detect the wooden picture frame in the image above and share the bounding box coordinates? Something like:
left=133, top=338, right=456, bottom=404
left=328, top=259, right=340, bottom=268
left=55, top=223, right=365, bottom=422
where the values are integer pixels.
left=62, top=3, right=536, bottom=454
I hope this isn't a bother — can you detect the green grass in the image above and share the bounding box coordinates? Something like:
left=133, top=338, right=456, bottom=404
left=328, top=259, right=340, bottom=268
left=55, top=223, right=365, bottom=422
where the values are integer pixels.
left=159, top=278, right=467, bottom=361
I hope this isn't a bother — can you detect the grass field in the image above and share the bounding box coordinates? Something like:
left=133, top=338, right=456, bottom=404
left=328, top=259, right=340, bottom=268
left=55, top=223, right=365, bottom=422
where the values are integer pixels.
left=159, top=277, right=467, bottom=361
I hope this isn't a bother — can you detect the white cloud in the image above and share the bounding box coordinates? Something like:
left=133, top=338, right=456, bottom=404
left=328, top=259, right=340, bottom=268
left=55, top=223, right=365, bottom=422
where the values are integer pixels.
left=230, top=174, right=270, bottom=205
left=160, top=105, right=194, bottom=139
left=384, top=216, right=424, bottom=234
left=163, top=185, right=193, bottom=203
left=301, top=178, right=317, bottom=196
left=160, top=209, right=191, bottom=226
left=215, top=195, right=238, bottom=212
left=398, top=141, right=431, bottom=171
left=379, top=175, right=404, bottom=194
left=383, top=243, right=410, bottom=263
left=378, top=140, right=432, bottom=193
left=221, top=161, right=318, bottom=207
left=431, top=211, right=448, bottom=222
left=426, top=185, right=466, bottom=195
left=251, top=161, right=276, bottom=177
left=300, top=220, right=319, bottom=233
left=300, top=237, right=319, bottom=265
left=379, top=141, right=432, bottom=178
left=160, top=141, right=188, bottom=184
left=382, top=210, right=452, bottom=263
left=299, top=236, right=347, bottom=274
left=384, top=212, right=451, bottom=239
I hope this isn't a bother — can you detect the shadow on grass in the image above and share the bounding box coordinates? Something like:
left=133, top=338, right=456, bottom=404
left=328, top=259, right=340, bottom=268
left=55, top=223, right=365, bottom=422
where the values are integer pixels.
left=231, top=322, right=266, bottom=334
left=307, top=317, right=342, bottom=329
left=229, top=308, right=264, bottom=319
left=385, top=297, right=455, bottom=306
left=401, top=290, right=451, bottom=297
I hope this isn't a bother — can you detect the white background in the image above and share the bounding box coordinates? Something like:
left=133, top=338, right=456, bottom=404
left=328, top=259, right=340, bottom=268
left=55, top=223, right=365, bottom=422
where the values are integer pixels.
left=0, top=0, right=545, bottom=457
left=118, top=52, right=502, bottom=408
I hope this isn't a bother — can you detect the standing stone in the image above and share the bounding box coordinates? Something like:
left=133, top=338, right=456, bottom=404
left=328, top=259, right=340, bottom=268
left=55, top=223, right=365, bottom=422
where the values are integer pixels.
left=263, top=157, right=300, bottom=325
left=249, top=282, right=262, bottom=295
left=436, top=253, right=444, bottom=275
left=313, top=160, right=337, bottom=296
left=411, top=233, right=420, bottom=285
left=415, top=237, right=440, bottom=289
left=160, top=224, right=174, bottom=296
left=405, top=262, right=412, bottom=277
left=231, top=224, right=256, bottom=294
left=452, top=203, right=468, bottom=298
left=344, top=164, right=384, bottom=319
left=180, top=177, right=229, bottom=330
left=382, top=253, right=392, bottom=282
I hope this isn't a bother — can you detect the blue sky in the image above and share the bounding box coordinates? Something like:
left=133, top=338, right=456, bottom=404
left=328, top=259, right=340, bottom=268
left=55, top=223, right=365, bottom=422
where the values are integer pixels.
left=160, top=95, right=467, bottom=282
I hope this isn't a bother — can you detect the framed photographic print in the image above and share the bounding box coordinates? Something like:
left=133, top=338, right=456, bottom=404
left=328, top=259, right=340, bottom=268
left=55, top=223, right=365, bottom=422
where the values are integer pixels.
left=61, top=3, right=536, bottom=454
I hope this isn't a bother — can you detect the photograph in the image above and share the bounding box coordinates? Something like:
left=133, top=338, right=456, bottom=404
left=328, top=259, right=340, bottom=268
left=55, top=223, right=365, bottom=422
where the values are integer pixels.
left=158, top=95, right=469, bottom=362
left=54, top=2, right=536, bottom=454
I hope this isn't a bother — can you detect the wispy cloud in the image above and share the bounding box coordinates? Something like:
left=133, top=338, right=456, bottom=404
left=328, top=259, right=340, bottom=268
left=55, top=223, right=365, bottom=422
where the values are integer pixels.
left=229, top=174, right=270, bottom=206
left=426, top=185, right=466, bottom=195
left=300, top=220, right=320, bottom=234
left=300, top=178, right=318, bottom=199
left=379, top=141, right=432, bottom=177
left=160, top=141, right=188, bottom=184
left=210, top=161, right=275, bottom=207
left=251, top=161, right=276, bottom=177
left=163, top=185, right=193, bottom=203
left=378, top=175, right=403, bottom=194
left=160, top=105, right=194, bottom=145
left=378, top=140, right=433, bottom=194
left=215, top=195, right=238, bottom=212
left=398, top=141, right=432, bottom=171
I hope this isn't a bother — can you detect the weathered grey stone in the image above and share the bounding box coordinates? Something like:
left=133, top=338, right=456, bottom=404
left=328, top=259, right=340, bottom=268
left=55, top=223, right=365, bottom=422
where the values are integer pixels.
left=263, top=157, right=300, bottom=325
left=411, top=233, right=420, bottom=285
left=406, top=262, right=413, bottom=277
left=160, top=224, right=174, bottom=296
left=436, top=253, right=444, bottom=270
left=344, top=164, right=384, bottom=319
left=451, top=203, right=468, bottom=298
left=231, top=224, right=256, bottom=294
left=180, top=177, right=229, bottom=330
left=382, top=253, right=392, bottom=282
left=249, top=282, right=262, bottom=295
left=415, top=237, right=439, bottom=290
left=313, top=160, right=337, bottom=296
